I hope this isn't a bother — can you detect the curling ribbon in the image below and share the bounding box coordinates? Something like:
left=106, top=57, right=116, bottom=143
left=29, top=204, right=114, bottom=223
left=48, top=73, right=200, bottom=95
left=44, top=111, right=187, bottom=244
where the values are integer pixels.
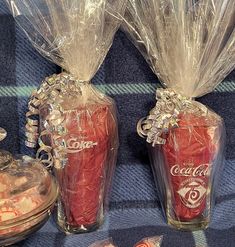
left=137, top=88, right=208, bottom=146
left=25, top=72, right=82, bottom=169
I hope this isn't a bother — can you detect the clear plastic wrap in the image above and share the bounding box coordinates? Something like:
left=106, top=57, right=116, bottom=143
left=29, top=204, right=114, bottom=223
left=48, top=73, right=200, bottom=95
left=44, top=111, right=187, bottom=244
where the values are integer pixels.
left=123, top=0, right=235, bottom=230
left=134, top=236, right=163, bottom=247
left=89, top=236, right=163, bottom=247
left=7, top=0, right=126, bottom=233
left=89, top=238, right=117, bottom=247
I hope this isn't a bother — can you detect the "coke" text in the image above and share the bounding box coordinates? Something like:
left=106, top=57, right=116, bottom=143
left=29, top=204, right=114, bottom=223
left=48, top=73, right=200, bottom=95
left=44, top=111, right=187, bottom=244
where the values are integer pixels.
left=67, top=137, right=98, bottom=153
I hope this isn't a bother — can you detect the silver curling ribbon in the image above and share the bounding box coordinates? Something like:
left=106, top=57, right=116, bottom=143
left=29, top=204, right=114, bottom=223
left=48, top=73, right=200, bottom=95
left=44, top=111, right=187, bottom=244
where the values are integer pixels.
left=25, top=72, right=83, bottom=169
left=137, top=88, right=207, bottom=147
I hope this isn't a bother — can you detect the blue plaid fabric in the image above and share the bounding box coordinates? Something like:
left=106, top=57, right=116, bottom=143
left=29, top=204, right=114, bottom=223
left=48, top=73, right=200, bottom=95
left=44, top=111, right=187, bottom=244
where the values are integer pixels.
left=0, top=1, right=235, bottom=246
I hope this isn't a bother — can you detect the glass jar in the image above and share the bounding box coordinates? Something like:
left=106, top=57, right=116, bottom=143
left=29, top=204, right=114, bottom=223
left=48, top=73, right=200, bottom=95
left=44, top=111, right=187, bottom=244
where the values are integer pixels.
left=0, top=129, right=58, bottom=246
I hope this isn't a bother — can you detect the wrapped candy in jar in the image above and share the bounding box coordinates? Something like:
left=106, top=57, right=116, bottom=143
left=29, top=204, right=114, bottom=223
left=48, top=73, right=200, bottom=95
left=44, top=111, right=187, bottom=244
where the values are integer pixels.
left=0, top=128, right=58, bottom=246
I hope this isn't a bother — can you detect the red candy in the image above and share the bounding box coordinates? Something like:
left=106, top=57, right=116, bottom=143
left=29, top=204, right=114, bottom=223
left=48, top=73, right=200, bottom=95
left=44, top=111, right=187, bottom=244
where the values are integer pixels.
left=135, top=242, right=152, bottom=247
left=134, top=236, right=163, bottom=247
left=55, top=104, right=116, bottom=227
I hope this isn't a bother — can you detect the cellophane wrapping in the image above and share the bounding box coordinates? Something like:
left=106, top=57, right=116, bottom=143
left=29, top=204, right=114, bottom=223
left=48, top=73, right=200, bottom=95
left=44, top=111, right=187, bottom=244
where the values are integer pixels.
left=7, top=0, right=126, bottom=233
left=89, top=236, right=163, bottom=247
left=89, top=238, right=117, bottom=247
left=123, top=0, right=235, bottom=230
left=134, top=236, right=163, bottom=247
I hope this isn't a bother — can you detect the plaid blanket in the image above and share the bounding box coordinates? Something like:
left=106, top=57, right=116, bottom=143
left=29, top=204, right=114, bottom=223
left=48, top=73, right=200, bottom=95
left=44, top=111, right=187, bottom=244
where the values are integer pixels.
left=0, top=2, right=235, bottom=247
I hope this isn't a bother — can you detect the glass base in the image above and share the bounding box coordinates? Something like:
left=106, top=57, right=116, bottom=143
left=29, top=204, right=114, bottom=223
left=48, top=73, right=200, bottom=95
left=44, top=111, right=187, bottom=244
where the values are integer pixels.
left=56, top=219, right=103, bottom=234
left=55, top=201, right=104, bottom=234
left=167, top=216, right=209, bottom=231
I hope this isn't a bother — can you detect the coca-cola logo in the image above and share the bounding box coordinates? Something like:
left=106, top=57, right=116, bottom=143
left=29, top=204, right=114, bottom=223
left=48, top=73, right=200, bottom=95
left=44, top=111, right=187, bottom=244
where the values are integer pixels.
left=170, top=164, right=209, bottom=177
left=66, top=137, right=98, bottom=153
left=177, top=178, right=207, bottom=208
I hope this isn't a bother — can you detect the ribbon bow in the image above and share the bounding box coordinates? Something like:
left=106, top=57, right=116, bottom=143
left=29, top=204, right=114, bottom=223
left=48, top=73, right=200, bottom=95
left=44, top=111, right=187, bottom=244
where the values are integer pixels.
left=137, top=88, right=207, bottom=147
left=25, top=73, right=83, bottom=169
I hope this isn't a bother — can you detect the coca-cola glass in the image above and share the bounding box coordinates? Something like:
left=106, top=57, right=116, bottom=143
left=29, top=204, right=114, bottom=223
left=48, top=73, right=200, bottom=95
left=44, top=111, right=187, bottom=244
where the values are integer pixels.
left=6, top=0, right=125, bottom=235
left=122, top=0, right=233, bottom=232
left=148, top=111, right=225, bottom=230
left=38, top=74, right=119, bottom=233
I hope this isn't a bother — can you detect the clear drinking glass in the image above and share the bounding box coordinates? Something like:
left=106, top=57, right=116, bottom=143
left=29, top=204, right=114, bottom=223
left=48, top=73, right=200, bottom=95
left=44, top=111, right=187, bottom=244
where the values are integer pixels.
left=148, top=111, right=225, bottom=230
left=39, top=75, right=119, bottom=233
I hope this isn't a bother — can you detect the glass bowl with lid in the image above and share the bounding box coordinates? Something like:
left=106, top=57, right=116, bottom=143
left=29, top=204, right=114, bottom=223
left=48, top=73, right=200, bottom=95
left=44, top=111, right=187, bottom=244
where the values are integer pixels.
left=0, top=128, right=58, bottom=246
